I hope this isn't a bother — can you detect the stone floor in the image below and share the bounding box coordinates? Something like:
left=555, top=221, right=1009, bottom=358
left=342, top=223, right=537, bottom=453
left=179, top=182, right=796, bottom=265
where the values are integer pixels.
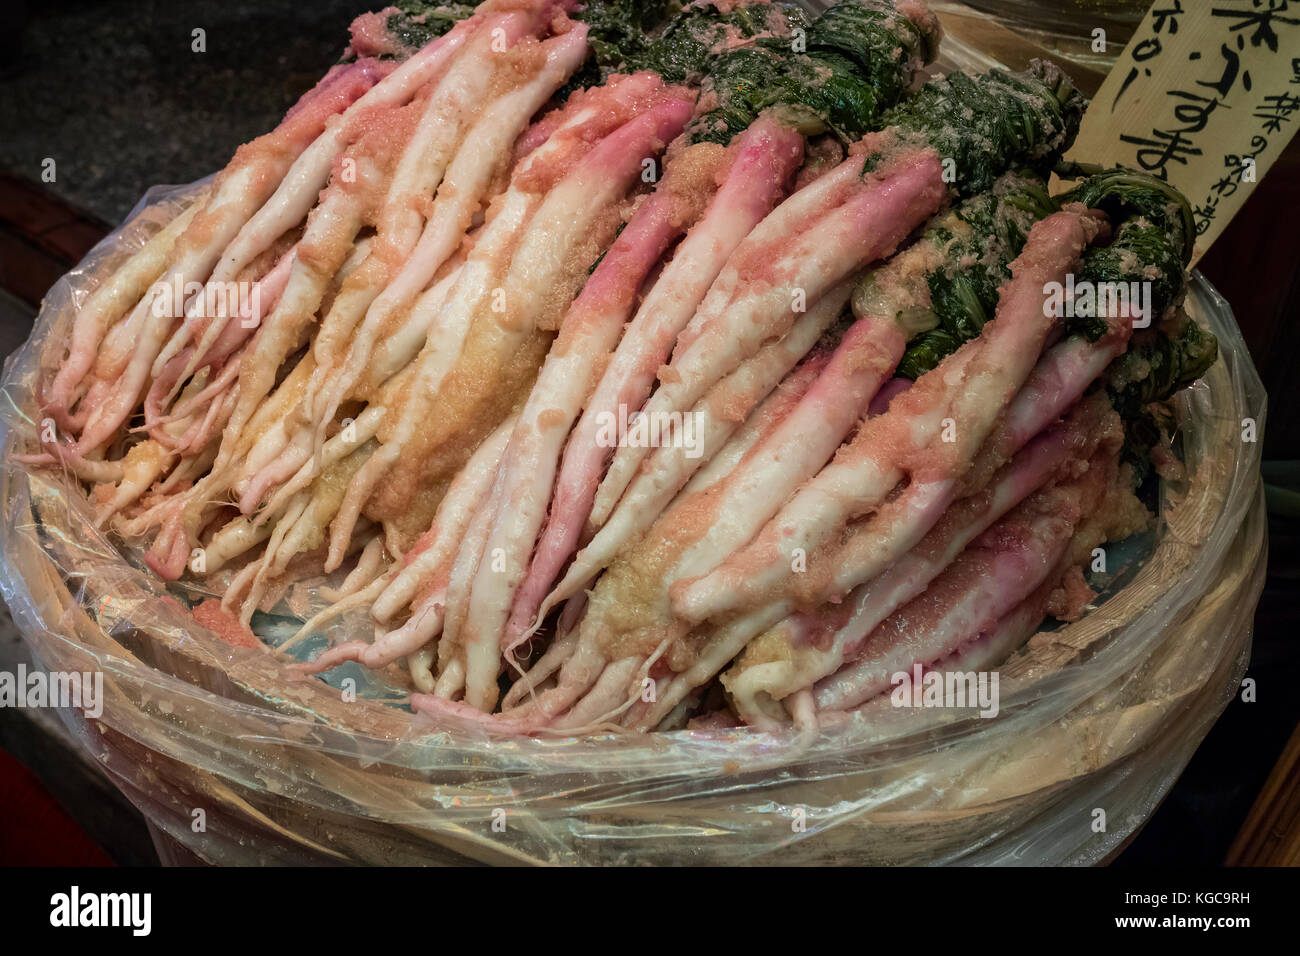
left=0, top=0, right=372, bottom=225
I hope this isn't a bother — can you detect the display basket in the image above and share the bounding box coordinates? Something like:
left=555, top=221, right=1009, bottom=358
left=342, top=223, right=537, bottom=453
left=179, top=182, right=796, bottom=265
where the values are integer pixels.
left=0, top=165, right=1267, bottom=865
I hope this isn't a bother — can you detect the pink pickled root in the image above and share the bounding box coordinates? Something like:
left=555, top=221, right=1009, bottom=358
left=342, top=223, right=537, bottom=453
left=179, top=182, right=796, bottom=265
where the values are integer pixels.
left=675, top=208, right=1107, bottom=621
left=70, top=62, right=381, bottom=458
left=160, top=240, right=298, bottom=413
left=482, top=181, right=688, bottom=657
left=504, top=118, right=806, bottom=650
left=798, top=401, right=1118, bottom=712
left=814, top=493, right=1080, bottom=712
left=670, top=313, right=906, bottom=620
left=323, top=91, right=697, bottom=572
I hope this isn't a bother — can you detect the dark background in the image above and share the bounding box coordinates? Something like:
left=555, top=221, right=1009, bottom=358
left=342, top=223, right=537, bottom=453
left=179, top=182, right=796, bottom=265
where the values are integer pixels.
left=0, top=0, right=1296, bottom=866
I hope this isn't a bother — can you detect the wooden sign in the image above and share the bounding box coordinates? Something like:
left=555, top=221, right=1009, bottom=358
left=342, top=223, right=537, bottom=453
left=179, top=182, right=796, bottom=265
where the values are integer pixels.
left=1067, top=0, right=1300, bottom=264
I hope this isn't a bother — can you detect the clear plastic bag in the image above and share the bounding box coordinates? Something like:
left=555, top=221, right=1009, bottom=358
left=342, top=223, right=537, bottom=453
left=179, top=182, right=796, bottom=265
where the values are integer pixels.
left=0, top=182, right=1267, bottom=866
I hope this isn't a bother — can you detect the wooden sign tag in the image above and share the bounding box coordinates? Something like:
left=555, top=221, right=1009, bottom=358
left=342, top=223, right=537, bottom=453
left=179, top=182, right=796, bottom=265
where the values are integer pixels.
left=1067, top=0, right=1300, bottom=265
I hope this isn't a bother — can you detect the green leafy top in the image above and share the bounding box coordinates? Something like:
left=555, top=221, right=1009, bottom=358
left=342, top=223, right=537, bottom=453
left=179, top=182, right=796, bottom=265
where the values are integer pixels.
left=572, top=0, right=675, bottom=78
left=852, top=170, right=1056, bottom=379
left=690, top=0, right=938, bottom=144
left=1059, top=164, right=1195, bottom=264
left=1056, top=168, right=1212, bottom=474
left=644, top=1, right=800, bottom=83
left=566, top=1, right=795, bottom=114
left=574, top=1, right=790, bottom=79
left=886, top=163, right=1212, bottom=422
left=385, top=2, right=481, bottom=52
left=878, top=60, right=1086, bottom=196
left=1106, top=316, right=1218, bottom=421
left=575, top=1, right=938, bottom=145
left=805, top=0, right=937, bottom=90
left=1109, top=315, right=1218, bottom=485
left=1057, top=165, right=1195, bottom=341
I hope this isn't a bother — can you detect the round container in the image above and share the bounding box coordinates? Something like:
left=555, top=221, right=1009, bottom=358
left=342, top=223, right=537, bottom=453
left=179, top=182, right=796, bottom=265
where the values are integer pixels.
left=0, top=180, right=1267, bottom=865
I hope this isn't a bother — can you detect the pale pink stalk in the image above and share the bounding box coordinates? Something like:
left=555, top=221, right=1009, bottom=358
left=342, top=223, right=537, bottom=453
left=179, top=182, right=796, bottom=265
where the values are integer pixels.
left=674, top=208, right=1109, bottom=620
left=456, top=135, right=697, bottom=711
left=628, top=601, right=790, bottom=730
left=925, top=585, right=1052, bottom=679
left=566, top=120, right=809, bottom=515
left=434, top=465, right=509, bottom=698
left=90, top=440, right=173, bottom=528
left=302, top=13, right=539, bottom=400
left=721, top=393, right=1120, bottom=718
left=241, top=264, right=464, bottom=519
left=813, top=472, right=1099, bottom=711
left=306, top=25, right=590, bottom=441
left=44, top=196, right=206, bottom=426
left=152, top=13, right=491, bottom=382
left=279, top=77, right=671, bottom=545
left=506, top=281, right=896, bottom=725
left=211, top=191, right=372, bottom=481
left=588, top=283, right=841, bottom=528
left=372, top=413, right=517, bottom=623
left=325, top=91, right=696, bottom=572
left=145, top=241, right=297, bottom=434
left=507, top=117, right=806, bottom=644
left=73, top=58, right=386, bottom=455
left=551, top=321, right=836, bottom=623
left=598, top=150, right=949, bottom=501
left=458, top=182, right=688, bottom=692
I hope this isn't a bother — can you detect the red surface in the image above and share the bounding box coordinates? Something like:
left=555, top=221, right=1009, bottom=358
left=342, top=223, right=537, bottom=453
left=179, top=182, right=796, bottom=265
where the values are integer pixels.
left=0, top=748, right=115, bottom=866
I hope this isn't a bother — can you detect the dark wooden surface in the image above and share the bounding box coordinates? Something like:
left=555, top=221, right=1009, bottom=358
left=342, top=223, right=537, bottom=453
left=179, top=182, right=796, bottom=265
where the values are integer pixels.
left=1196, top=137, right=1300, bottom=462
left=0, top=172, right=108, bottom=309
left=1228, top=719, right=1300, bottom=865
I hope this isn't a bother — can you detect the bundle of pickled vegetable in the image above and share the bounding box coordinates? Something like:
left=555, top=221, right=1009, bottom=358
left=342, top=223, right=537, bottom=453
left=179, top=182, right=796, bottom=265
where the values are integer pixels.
left=27, top=0, right=1217, bottom=733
